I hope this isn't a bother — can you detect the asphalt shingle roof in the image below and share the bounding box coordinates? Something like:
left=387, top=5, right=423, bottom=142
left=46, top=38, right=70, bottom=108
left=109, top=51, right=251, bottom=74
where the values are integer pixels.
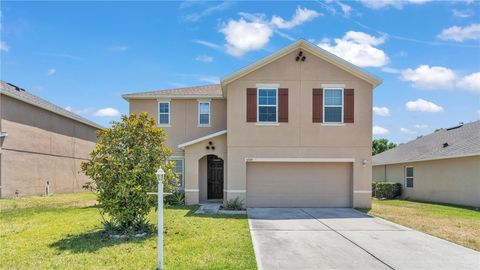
left=372, top=120, right=480, bottom=165
left=0, top=81, right=103, bottom=129
left=122, top=84, right=222, bottom=99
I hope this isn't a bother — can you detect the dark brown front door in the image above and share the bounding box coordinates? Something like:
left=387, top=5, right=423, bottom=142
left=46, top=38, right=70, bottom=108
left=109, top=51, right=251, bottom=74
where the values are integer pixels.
left=207, top=155, right=224, bottom=200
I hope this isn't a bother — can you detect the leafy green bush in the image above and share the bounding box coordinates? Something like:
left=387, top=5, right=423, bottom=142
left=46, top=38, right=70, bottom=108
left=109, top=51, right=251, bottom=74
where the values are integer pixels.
left=164, top=192, right=185, bottom=206
left=223, top=197, right=244, bottom=210
left=373, top=182, right=402, bottom=199
left=81, top=113, right=178, bottom=234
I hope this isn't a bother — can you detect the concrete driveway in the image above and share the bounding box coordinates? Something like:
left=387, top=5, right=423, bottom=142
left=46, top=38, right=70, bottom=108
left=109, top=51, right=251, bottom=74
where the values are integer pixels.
left=247, top=208, right=479, bottom=270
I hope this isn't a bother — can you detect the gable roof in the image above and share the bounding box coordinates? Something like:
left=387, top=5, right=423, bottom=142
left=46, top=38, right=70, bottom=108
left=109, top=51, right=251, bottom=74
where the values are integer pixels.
left=372, top=121, right=480, bottom=166
left=122, top=84, right=223, bottom=100
left=220, top=39, right=382, bottom=91
left=178, top=130, right=227, bottom=149
left=0, top=81, right=103, bottom=129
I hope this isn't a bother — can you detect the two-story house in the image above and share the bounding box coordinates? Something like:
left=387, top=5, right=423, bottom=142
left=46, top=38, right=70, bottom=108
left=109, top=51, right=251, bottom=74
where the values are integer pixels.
left=123, top=40, right=381, bottom=208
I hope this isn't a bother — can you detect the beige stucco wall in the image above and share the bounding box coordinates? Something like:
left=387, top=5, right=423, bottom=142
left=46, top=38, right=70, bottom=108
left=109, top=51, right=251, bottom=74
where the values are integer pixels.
left=0, top=94, right=98, bottom=198
left=224, top=49, right=373, bottom=208
left=129, top=98, right=226, bottom=156
left=372, top=156, right=480, bottom=207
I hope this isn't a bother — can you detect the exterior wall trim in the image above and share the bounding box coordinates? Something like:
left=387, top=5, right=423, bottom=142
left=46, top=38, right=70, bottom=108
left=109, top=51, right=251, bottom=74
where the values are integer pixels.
left=373, top=153, right=480, bottom=166
left=353, top=190, right=372, bottom=194
left=245, top=157, right=355, bottom=163
left=224, top=189, right=246, bottom=193
left=124, top=95, right=224, bottom=100
left=185, top=189, right=199, bottom=192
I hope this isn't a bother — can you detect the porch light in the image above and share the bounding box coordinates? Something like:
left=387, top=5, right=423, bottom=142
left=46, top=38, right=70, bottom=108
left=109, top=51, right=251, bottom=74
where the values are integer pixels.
left=362, top=159, right=368, bottom=168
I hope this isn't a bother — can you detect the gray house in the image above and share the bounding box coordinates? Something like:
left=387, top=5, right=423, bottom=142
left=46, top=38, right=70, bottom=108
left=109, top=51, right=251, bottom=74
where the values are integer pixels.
left=373, top=121, right=480, bottom=207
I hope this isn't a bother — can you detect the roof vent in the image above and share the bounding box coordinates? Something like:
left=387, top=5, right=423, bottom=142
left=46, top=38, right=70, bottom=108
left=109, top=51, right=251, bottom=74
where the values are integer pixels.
left=446, top=122, right=464, bottom=131
left=443, top=142, right=449, bottom=148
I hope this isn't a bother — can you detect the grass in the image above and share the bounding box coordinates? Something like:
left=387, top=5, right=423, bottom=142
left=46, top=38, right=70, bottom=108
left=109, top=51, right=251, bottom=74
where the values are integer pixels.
left=360, top=199, right=480, bottom=251
left=0, top=193, right=256, bottom=270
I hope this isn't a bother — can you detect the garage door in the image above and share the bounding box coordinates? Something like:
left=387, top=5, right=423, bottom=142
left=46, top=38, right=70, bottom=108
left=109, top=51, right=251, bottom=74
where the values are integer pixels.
left=246, top=162, right=352, bottom=207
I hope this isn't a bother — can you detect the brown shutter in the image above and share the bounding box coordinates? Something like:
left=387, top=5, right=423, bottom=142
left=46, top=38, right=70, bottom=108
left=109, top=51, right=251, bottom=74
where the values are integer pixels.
left=344, top=88, right=354, bottom=123
left=278, top=88, right=288, bottom=122
left=312, top=88, right=323, bottom=123
left=246, top=88, right=257, bottom=122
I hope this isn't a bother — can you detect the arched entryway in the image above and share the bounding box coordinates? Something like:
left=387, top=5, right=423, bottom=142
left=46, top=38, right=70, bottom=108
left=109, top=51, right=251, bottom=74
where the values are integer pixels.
left=206, top=155, right=224, bottom=200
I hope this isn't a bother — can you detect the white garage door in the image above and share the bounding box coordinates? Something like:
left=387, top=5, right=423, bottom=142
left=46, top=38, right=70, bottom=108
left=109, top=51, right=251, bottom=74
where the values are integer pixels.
left=246, top=162, right=352, bottom=207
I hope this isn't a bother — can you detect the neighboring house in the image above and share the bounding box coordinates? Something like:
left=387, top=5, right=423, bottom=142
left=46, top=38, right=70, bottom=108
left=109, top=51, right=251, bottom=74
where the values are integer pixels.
left=123, top=40, right=382, bottom=208
left=0, top=81, right=102, bottom=198
left=373, top=121, right=480, bottom=207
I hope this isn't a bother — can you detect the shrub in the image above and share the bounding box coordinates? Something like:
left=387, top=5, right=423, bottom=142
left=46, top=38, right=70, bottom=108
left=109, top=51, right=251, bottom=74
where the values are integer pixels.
left=223, top=197, right=244, bottom=210
left=372, top=182, right=377, bottom=197
left=165, top=192, right=185, bottom=206
left=81, top=113, right=178, bottom=234
left=373, top=182, right=402, bottom=199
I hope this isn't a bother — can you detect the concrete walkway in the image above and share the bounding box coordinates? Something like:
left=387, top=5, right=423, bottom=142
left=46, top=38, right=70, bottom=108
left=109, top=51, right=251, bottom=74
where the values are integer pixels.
left=247, top=208, right=479, bottom=270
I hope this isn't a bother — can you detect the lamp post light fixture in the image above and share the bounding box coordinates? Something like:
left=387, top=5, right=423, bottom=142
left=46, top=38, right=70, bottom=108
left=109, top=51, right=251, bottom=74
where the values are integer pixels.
left=155, top=168, right=165, bottom=270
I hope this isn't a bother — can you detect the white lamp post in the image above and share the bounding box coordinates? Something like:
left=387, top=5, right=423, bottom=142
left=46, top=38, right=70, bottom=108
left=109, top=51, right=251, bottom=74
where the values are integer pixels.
left=155, top=168, right=165, bottom=270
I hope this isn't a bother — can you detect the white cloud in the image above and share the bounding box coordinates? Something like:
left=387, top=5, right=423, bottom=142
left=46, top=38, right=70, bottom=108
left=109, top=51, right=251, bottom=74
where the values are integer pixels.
left=457, top=72, right=480, bottom=93
left=452, top=9, right=474, bottom=18
left=193, top=39, right=223, bottom=50
left=47, top=69, right=56, bottom=76
left=338, top=2, right=352, bottom=17
left=0, top=41, right=9, bottom=52
left=401, top=65, right=457, bottom=89
left=318, top=31, right=389, bottom=67
left=220, top=17, right=273, bottom=57
left=414, top=124, right=428, bottom=129
left=109, top=46, right=128, bottom=52
left=373, top=125, right=389, bottom=135
left=199, top=76, right=220, bottom=84
left=438, top=24, right=480, bottom=42
left=220, top=6, right=320, bottom=57
left=359, top=0, right=431, bottom=9
left=93, top=107, right=121, bottom=117
left=400, top=127, right=416, bottom=134
left=405, top=99, right=444, bottom=113
left=373, top=106, right=391, bottom=116
left=195, top=55, right=213, bottom=63
left=271, top=6, right=321, bottom=29
left=183, top=1, right=233, bottom=22
left=381, top=67, right=400, bottom=74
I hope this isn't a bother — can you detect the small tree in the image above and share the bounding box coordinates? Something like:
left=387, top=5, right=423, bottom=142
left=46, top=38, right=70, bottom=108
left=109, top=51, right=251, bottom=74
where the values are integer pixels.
left=372, top=138, right=397, bottom=156
left=81, top=113, right=178, bottom=233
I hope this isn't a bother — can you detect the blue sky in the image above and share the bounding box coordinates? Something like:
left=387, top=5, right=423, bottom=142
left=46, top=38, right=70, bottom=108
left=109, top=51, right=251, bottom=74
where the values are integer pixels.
left=1, top=0, right=479, bottom=143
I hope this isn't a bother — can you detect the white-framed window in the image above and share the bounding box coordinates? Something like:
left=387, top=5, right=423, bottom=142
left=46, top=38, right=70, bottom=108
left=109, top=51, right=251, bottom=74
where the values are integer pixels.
left=158, top=101, right=170, bottom=126
left=257, top=88, right=278, bottom=123
left=405, top=166, right=414, bottom=188
left=323, top=88, right=343, bottom=124
left=171, top=157, right=184, bottom=189
left=198, top=101, right=211, bottom=126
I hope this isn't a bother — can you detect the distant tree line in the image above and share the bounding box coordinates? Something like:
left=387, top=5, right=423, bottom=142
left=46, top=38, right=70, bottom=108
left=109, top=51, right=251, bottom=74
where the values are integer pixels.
left=372, top=138, right=397, bottom=156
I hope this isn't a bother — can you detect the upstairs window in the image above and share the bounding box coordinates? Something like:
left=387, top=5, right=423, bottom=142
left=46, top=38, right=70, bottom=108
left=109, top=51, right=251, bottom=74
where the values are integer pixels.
left=158, top=102, right=170, bottom=126
left=198, top=101, right=210, bottom=126
left=258, top=88, right=277, bottom=123
left=323, top=88, right=343, bottom=123
left=405, top=166, right=414, bottom=188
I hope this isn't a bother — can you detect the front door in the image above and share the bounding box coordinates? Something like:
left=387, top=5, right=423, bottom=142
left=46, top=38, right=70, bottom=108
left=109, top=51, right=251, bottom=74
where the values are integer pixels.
left=207, top=155, right=224, bottom=199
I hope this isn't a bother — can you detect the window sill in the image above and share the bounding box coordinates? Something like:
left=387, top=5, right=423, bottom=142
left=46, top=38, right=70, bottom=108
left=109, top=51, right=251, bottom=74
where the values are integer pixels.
left=197, top=124, right=211, bottom=128
left=256, top=122, right=280, bottom=126
left=321, top=123, right=345, bottom=126
left=157, top=124, right=171, bottom=128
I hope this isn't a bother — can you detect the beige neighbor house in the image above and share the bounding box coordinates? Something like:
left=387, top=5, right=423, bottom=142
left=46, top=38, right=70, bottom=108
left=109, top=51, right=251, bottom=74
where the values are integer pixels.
left=373, top=121, right=480, bottom=207
left=0, top=81, right=102, bottom=198
left=123, top=40, right=382, bottom=208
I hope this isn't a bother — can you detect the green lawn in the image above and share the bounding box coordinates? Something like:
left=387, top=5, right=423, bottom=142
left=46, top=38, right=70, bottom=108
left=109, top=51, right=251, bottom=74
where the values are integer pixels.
left=361, top=199, right=480, bottom=251
left=0, top=193, right=256, bottom=270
